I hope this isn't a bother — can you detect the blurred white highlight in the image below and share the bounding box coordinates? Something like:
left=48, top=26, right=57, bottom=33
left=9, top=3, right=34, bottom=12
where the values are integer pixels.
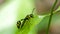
left=0, top=0, right=20, bottom=32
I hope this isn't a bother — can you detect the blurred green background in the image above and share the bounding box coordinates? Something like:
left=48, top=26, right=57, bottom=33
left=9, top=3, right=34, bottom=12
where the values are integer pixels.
left=0, top=0, right=60, bottom=34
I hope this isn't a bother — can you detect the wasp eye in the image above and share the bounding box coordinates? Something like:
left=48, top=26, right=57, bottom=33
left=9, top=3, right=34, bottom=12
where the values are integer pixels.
left=30, top=14, right=33, bottom=18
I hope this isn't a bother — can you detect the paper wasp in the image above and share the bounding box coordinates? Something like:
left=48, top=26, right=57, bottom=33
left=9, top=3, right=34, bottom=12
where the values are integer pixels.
left=16, top=8, right=35, bottom=29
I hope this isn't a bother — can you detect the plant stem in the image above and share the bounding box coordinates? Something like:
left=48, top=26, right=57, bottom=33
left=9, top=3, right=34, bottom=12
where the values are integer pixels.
left=46, top=0, right=58, bottom=34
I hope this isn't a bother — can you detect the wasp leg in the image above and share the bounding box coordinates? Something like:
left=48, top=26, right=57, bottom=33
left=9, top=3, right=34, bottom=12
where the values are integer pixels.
left=29, top=20, right=32, bottom=25
left=21, top=20, right=26, bottom=28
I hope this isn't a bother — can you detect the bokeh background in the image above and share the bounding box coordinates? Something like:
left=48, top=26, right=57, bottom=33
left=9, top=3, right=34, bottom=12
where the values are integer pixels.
left=0, top=0, right=60, bottom=34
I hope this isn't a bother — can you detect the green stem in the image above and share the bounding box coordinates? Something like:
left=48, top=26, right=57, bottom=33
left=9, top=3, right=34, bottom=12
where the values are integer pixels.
left=46, top=0, right=58, bottom=34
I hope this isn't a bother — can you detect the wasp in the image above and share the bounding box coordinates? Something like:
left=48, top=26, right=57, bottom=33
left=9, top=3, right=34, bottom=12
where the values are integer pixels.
left=16, top=8, right=35, bottom=29
left=21, top=8, right=35, bottom=28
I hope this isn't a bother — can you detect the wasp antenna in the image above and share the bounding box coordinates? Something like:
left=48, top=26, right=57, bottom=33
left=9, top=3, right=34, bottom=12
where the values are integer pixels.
left=32, top=8, right=35, bottom=14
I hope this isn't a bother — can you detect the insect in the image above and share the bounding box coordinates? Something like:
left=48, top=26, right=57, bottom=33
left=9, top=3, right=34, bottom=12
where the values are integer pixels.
left=16, top=8, right=35, bottom=29
left=21, top=8, right=35, bottom=28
